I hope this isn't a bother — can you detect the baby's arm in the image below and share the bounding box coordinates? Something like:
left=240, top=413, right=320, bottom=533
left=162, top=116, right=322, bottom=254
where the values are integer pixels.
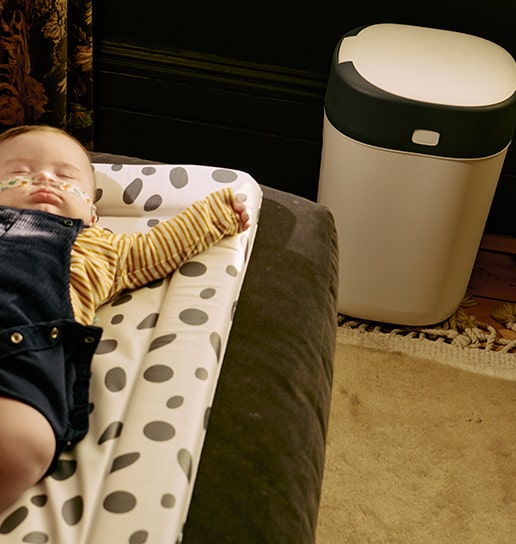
left=108, top=187, right=250, bottom=293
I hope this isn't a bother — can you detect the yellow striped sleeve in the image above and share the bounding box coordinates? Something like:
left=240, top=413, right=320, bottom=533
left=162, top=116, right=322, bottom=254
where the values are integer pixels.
left=114, top=187, right=243, bottom=291
left=69, top=188, right=243, bottom=324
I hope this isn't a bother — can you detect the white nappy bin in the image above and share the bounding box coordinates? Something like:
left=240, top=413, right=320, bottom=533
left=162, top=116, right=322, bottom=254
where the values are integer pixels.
left=318, top=23, right=516, bottom=325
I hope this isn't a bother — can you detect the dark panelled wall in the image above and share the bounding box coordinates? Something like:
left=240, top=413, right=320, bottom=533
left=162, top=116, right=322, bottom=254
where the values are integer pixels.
left=94, top=1, right=516, bottom=235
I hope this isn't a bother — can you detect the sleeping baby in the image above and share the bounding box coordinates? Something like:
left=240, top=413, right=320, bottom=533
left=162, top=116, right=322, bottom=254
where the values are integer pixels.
left=0, top=124, right=249, bottom=513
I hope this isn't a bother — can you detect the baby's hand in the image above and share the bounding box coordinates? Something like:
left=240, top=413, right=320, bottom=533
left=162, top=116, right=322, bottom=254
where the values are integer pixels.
left=233, top=196, right=250, bottom=231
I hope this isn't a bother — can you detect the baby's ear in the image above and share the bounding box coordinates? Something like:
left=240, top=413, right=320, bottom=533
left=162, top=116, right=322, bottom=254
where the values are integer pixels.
left=90, top=204, right=99, bottom=226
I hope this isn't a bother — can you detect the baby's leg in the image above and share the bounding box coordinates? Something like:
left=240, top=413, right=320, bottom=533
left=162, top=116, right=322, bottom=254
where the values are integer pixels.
left=0, top=397, right=56, bottom=513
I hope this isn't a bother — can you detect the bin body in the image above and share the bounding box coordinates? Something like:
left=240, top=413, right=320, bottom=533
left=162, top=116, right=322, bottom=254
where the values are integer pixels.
left=318, top=24, right=516, bottom=325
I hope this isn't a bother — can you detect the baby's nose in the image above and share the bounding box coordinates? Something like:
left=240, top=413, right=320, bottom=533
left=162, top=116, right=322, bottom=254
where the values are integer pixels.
left=32, top=171, right=56, bottom=185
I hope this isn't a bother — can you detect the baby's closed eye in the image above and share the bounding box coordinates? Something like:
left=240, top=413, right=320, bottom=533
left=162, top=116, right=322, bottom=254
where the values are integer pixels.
left=57, top=172, right=76, bottom=180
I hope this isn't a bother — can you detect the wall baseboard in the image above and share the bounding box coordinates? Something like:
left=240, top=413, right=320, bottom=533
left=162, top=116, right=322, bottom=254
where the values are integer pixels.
left=95, top=41, right=327, bottom=140
left=97, top=41, right=327, bottom=98
left=94, top=40, right=327, bottom=199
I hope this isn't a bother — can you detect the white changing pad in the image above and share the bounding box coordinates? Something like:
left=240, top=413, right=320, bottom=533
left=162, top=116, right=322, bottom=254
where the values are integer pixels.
left=0, top=164, right=262, bottom=543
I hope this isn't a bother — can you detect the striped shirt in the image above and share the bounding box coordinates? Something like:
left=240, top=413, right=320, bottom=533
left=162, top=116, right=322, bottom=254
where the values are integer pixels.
left=69, top=188, right=243, bottom=325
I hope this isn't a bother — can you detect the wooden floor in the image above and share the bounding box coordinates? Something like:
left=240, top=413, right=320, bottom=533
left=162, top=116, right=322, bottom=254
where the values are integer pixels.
left=467, top=234, right=516, bottom=342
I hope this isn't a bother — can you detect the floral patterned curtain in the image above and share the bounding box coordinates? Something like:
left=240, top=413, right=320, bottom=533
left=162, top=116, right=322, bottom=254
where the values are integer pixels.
left=0, top=0, right=93, bottom=148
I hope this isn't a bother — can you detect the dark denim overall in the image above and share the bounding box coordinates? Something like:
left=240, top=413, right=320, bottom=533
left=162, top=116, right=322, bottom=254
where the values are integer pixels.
left=0, top=207, right=102, bottom=472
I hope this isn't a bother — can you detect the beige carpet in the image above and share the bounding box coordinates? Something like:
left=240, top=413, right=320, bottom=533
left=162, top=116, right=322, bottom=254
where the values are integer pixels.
left=316, top=326, right=516, bottom=544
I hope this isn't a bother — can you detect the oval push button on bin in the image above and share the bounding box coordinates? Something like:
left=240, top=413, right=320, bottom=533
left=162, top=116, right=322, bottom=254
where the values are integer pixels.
left=412, top=129, right=440, bottom=146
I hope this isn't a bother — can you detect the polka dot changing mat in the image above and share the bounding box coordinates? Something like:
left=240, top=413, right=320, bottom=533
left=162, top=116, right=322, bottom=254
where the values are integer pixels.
left=0, top=163, right=263, bottom=544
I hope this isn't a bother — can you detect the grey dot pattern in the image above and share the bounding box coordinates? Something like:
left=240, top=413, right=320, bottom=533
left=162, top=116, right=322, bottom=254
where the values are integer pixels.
left=98, top=421, right=124, bottom=444
left=143, top=364, right=174, bottom=383
left=0, top=163, right=262, bottom=543
left=110, top=453, right=140, bottom=473
left=179, top=308, right=209, bottom=326
left=105, top=367, right=127, bottom=392
left=51, top=460, right=77, bottom=481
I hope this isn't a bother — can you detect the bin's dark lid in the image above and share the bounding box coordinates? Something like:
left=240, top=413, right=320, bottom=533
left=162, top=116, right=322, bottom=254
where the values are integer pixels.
left=325, top=24, right=516, bottom=158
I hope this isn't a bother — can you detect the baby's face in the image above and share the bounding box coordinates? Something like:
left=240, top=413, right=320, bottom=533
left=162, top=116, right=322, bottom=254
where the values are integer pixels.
left=0, top=131, right=96, bottom=224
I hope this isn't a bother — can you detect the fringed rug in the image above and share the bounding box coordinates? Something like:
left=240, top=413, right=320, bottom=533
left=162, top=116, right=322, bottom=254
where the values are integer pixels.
left=316, top=299, right=516, bottom=544
left=337, top=298, right=516, bottom=373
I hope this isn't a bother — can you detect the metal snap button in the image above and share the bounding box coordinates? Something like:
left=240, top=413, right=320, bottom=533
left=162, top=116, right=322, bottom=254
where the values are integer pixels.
left=10, top=332, right=23, bottom=344
left=50, top=327, right=60, bottom=339
left=84, top=336, right=96, bottom=344
left=63, top=219, right=74, bottom=227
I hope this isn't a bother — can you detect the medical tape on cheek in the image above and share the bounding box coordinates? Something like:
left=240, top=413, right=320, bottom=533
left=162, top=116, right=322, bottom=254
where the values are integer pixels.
left=0, top=176, right=97, bottom=219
